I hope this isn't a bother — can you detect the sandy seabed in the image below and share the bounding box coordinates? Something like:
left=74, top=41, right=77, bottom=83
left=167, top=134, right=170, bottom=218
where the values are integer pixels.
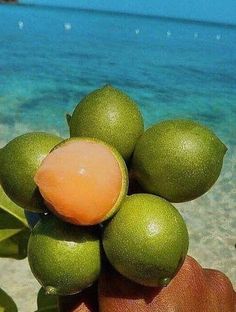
left=0, top=150, right=235, bottom=312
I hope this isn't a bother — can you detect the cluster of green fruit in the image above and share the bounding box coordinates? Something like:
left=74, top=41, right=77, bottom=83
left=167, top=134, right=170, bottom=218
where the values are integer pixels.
left=0, top=86, right=227, bottom=308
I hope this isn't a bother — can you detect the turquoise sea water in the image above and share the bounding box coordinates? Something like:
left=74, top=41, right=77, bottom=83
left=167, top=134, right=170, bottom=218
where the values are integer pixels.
left=0, top=4, right=236, bottom=148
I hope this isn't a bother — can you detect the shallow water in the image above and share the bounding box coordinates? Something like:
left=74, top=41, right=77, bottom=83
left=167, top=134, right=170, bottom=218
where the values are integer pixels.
left=0, top=4, right=235, bottom=311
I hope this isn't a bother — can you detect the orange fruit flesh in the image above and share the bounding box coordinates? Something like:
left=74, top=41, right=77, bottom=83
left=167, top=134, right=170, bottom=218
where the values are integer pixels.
left=34, top=140, right=122, bottom=225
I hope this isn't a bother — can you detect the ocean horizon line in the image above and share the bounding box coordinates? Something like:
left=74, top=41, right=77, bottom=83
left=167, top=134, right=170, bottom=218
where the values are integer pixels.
left=7, top=2, right=236, bottom=29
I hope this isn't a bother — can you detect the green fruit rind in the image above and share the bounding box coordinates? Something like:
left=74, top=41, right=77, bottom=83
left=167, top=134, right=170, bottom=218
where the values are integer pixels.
left=49, top=137, right=129, bottom=223
left=0, top=132, right=63, bottom=212
left=132, top=119, right=227, bottom=202
left=69, top=85, right=144, bottom=161
left=28, top=216, right=101, bottom=295
left=103, top=194, right=189, bottom=287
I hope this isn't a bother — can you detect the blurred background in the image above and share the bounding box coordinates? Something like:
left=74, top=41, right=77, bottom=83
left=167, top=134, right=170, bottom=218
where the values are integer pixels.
left=0, top=0, right=236, bottom=311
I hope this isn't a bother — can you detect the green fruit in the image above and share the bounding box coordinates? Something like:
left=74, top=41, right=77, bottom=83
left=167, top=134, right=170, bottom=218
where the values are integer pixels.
left=28, top=216, right=101, bottom=295
left=132, top=119, right=227, bottom=202
left=69, top=85, right=144, bottom=161
left=103, top=194, right=189, bottom=287
left=0, top=132, right=63, bottom=212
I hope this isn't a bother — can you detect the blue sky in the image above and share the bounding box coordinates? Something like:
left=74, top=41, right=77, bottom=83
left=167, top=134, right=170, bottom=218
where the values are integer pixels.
left=21, top=0, right=236, bottom=25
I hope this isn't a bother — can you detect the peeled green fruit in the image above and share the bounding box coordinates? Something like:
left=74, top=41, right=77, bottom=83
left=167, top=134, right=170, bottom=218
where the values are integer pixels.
left=34, top=137, right=128, bottom=226
left=69, top=85, right=144, bottom=160
left=0, top=132, right=62, bottom=212
left=102, top=194, right=189, bottom=287
left=28, top=216, right=101, bottom=295
left=132, top=119, right=227, bottom=202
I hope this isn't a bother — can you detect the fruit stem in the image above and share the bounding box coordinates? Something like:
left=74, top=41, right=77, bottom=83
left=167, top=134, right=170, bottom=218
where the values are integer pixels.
left=45, top=286, right=58, bottom=295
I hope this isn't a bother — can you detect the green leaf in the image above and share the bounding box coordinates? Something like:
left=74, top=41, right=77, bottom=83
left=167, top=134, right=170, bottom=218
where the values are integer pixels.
left=0, top=288, right=18, bottom=312
left=0, top=228, right=30, bottom=259
left=0, top=186, right=28, bottom=227
left=0, top=187, right=30, bottom=259
left=36, top=288, right=58, bottom=312
left=0, top=210, right=24, bottom=242
left=0, top=228, right=22, bottom=242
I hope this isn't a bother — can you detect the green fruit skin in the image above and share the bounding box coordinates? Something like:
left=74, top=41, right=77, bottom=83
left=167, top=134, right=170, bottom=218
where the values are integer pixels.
left=132, top=119, right=227, bottom=202
left=103, top=194, right=189, bottom=287
left=69, top=85, right=144, bottom=161
left=28, top=216, right=101, bottom=295
left=0, top=132, right=63, bottom=212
